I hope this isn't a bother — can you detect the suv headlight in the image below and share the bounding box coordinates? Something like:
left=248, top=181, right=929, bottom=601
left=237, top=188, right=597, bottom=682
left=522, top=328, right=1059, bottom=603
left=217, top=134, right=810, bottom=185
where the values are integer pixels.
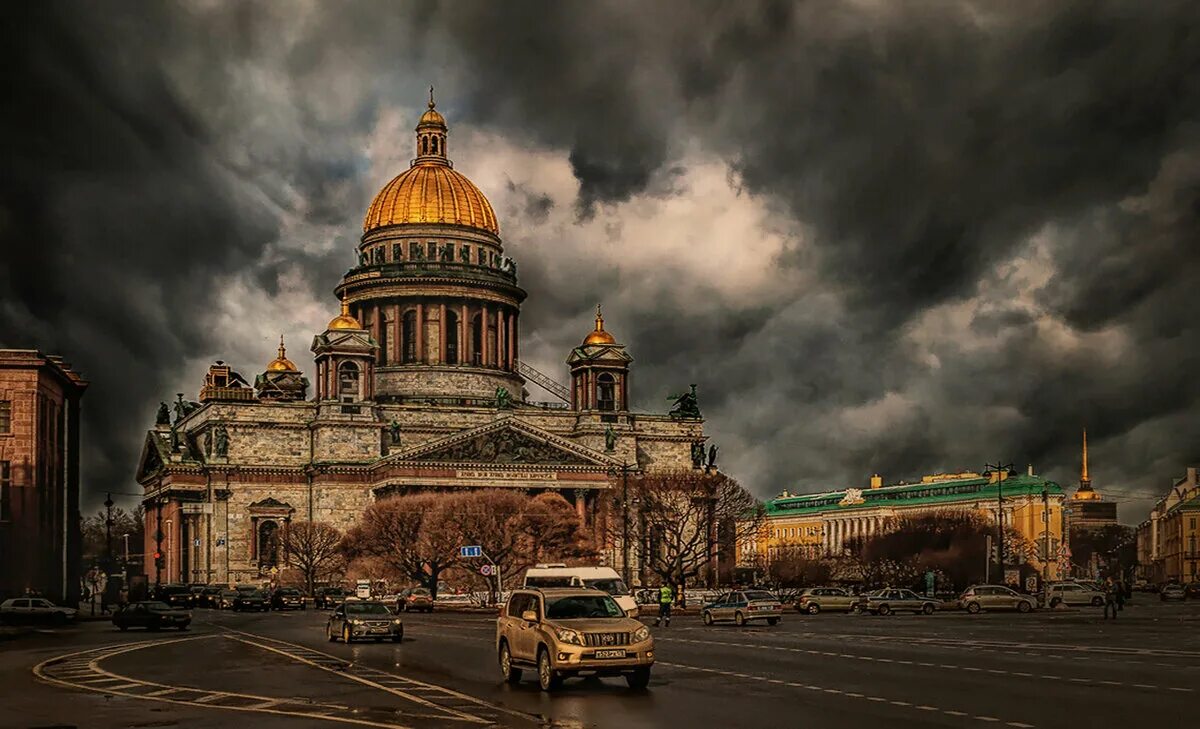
left=349, top=618, right=363, bottom=625
left=633, top=626, right=650, bottom=643
left=555, top=627, right=584, bottom=646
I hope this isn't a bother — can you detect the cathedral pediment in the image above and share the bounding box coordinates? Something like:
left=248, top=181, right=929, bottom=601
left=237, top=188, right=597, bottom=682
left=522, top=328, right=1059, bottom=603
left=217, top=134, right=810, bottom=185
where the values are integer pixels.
left=387, top=418, right=616, bottom=468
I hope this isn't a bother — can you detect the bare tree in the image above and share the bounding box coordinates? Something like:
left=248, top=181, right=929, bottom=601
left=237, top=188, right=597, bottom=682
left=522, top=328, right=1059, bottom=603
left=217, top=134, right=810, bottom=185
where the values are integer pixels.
left=279, top=521, right=344, bottom=595
left=633, top=471, right=764, bottom=606
left=342, top=493, right=459, bottom=600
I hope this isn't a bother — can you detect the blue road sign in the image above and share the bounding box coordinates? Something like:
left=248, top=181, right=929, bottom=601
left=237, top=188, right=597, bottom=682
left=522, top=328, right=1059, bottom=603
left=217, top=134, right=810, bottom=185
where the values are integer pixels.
left=460, top=545, right=482, bottom=558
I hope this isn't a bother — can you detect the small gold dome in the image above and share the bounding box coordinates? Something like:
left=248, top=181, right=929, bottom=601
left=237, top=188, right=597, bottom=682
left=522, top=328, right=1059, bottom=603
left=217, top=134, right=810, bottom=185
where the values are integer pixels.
left=328, top=299, right=361, bottom=330
left=583, top=304, right=617, bottom=346
left=266, top=335, right=298, bottom=372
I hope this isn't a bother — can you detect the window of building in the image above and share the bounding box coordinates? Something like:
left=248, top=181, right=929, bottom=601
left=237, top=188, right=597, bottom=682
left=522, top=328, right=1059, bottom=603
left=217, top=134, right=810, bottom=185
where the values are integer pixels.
left=338, top=361, right=361, bottom=402
left=445, top=311, right=459, bottom=365
left=402, top=310, right=418, bottom=364
left=392, top=243, right=401, bottom=261
left=597, top=373, right=616, bottom=411
left=0, top=461, right=9, bottom=521
left=0, top=401, right=9, bottom=433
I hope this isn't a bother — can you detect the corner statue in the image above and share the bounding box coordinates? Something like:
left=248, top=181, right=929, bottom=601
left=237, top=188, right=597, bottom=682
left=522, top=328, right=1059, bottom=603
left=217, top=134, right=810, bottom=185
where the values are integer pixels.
left=495, top=386, right=513, bottom=409
left=388, top=420, right=402, bottom=445
left=690, top=441, right=706, bottom=469
left=213, top=424, right=229, bottom=458
left=668, top=384, right=701, bottom=420
left=604, top=424, right=617, bottom=452
left=155, top=402, right=171, bottom=426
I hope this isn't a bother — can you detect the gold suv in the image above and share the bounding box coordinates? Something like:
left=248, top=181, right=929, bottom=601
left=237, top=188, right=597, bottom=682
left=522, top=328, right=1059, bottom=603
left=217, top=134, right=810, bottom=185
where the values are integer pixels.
left=496, top=587, right=654, bottom=691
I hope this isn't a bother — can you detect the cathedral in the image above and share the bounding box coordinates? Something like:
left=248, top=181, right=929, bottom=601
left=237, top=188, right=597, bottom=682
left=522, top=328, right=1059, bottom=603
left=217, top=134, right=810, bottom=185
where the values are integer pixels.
left=136, top=97, right=707, bottom=586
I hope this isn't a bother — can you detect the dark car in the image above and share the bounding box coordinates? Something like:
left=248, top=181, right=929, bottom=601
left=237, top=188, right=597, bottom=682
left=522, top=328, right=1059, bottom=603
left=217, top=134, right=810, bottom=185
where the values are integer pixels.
left=396, top=587, right=434, bottom=613
left=326, top=600, right=402, bottom=643
left=271, top=587, right=306, bottom=610
left=188, top=583, right=207, bottom=605
left=155, top=584, right=195, bottom=609
left=315, top=587, right=348, bottom=609
left=233, top=589, right=270, bottom=612
left=216, top=589, right=239, bottom=610
left=1184, top=583, right=1200, bottom=599
left=113, top=601, right=191, bottom=631
left=200, top=585, right=223, bottom=608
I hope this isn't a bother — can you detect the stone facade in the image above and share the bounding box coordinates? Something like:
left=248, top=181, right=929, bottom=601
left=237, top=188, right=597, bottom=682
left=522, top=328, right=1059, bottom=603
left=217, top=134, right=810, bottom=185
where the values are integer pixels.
left=137, top=101, right=709, bottom=586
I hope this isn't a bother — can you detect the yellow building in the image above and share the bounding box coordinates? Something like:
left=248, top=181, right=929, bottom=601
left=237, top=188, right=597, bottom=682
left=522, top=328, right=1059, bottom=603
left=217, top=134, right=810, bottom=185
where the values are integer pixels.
left=1136, top=467, right=1200, bottom=584
left=741, top=469, right=1067, bottom=580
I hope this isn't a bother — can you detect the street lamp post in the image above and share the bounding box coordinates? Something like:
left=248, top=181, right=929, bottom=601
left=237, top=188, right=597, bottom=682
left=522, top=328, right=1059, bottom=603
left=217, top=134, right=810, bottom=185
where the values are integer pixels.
left=104, top=493, right=114, bottom=573
left=122, top=533, right=131, bottom=579
left=985, top=462, right=1013, bottom=584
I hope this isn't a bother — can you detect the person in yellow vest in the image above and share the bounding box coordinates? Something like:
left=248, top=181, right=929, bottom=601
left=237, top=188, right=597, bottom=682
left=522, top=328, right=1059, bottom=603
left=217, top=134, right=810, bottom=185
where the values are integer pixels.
left=653, top=584, right=673, bottom=627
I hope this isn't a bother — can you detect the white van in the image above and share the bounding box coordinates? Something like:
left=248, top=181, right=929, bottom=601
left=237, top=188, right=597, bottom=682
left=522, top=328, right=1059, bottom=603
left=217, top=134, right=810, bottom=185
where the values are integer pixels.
left=523, top=564, right=638, bottom=616
left=355, top=579, right=372, bottom=600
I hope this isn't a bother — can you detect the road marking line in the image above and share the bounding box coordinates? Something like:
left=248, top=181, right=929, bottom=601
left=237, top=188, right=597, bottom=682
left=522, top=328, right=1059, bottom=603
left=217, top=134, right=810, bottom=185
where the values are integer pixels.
left=1008, top=723, right=1035, bottom=728
left=944, top=710, right=968, bottom=716
left=975, top=716, right=1000, bottom=722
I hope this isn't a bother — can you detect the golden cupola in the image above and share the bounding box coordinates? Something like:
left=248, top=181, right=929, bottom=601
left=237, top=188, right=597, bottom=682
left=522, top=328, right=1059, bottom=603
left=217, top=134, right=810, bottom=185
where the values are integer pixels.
left=266, top=335, right=298, bottom=372
left=327, top=298, right=362, bottom=330
left=583, top=304, right=617, bottom=345
left=362, top=88, right=499, bottom=236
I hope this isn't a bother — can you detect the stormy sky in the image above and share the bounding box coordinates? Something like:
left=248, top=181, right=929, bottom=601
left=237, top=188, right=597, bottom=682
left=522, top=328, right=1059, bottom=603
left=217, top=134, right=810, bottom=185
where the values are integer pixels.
left=2, top=1, right=1197, bottom=521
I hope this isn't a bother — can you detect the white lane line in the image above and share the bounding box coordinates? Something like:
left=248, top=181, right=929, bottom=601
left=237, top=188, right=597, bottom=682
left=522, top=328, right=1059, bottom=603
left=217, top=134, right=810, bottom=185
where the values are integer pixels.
left=976, top=716, right=1000, bottom=722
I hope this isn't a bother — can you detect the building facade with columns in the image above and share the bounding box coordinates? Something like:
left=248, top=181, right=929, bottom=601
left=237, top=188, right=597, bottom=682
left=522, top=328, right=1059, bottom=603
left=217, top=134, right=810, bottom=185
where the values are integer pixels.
left=136, top=98, right=706, bottom=586
left=1135, top=467, right=1200, bottom=584
left=740, top=470, right=1067, bottom=581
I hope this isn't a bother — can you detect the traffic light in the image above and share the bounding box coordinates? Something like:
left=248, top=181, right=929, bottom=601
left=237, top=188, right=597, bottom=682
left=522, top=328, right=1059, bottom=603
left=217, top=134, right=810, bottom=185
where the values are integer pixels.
left=153, top=551, right=164, bottom=569
left=990, top=546, right=1000, bottom=563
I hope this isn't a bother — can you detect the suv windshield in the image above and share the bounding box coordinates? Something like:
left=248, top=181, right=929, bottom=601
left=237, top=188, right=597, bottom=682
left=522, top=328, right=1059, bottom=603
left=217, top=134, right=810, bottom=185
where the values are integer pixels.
left=546, top=595, right=624, bottom=619
left=582, top=578, right=629, bottom=595
left=345, top=602, right=391, bottom=615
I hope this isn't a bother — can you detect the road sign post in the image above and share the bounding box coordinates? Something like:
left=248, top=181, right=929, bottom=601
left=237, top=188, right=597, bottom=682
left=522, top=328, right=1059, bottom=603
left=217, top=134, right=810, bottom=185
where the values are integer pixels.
left=460, top=545, right=501, bottom=604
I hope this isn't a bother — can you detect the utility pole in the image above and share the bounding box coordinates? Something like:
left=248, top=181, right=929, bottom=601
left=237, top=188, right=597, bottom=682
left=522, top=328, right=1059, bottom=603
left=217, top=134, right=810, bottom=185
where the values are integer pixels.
left=985, top=462, right=1013, bottom=584
left=104, top=493, right=114, bottom=573
left=1042, top=488, right=1051, bottom=589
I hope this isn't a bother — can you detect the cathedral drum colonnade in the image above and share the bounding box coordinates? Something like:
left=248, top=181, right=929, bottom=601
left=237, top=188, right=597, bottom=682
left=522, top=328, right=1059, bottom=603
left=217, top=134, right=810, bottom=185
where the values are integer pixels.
left=135, top=95, right=707, bottom=586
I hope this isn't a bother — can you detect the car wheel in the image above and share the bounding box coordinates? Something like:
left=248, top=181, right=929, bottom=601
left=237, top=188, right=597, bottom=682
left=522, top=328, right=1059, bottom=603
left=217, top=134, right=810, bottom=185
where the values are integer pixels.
left=922, top=603, right=935, bottom=615
left=851, top=604, right=863, bottom=614
left=625, top=666, right=651, bottom=690
left=537, top=648, right=562, bottom=691
left=327, top=624, right=337, bottom=642
left=392, top=628, right=403, bottom=643
left=1050, top=597, right=1062, bottom=608
left=51, top=612, right=67, bottom=626
left=1091, top=597, right=1104, bottom=607
left=499, top=641, right=522, bottom=684
left=702, top=611, right=714, bottom=626
left=734, top=611, right=746, bottom=627
left=877, top=604, right=891, bottom=616
left=807, top=603, right=821, bottom=615
left=966, top=602, right=981, bottom=614
left=117, top=624, right=128, bottom=632
left=343, top=625, right=352, bottom=644
left=767, top=617, right=780, bottom=626
left=1017, top=601, right=1032, bottom=613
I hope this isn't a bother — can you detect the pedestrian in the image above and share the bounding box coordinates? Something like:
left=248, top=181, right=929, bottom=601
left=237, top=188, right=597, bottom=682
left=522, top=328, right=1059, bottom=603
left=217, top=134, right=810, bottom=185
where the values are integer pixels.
left=653, top=583, right=673, bottom=628
left=1115, top=578, right=1126, bottom=611
left=1103, top=577, right=1118, bottom=620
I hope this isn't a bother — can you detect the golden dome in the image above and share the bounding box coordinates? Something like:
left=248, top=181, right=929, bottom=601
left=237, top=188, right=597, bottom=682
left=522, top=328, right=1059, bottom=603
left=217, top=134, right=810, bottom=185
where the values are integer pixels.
left=583, top=304, right=617, bottom=346
left=266, top=335, right=298, bottom=372
left=362, top=91, right=499, bottom=236
left=364, top=163, right=498, bottom=235
left=328, top=299, right=361, bottom=330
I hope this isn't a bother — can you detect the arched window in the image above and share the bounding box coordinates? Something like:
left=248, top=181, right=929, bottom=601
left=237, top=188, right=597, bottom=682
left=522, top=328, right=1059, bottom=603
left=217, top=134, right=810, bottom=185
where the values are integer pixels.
left=258, top=520, right=279, bottom=568
left=421, top=136, right=429, bottom=155
left=597, top=373, right=616, bottom=411
left=338, top=361, right=360, bottom=402
left=431, top=136, right=439, bottom=155
left=445, top=310, right=459, bottom=365
left=471, top=313, right=483, bottom=365
left=402, top=310, right=417, bottom=364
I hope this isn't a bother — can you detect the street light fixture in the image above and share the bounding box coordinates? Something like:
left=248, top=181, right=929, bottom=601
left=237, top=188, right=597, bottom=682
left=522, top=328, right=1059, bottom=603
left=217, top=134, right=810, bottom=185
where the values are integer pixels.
left=984, top=462, right=1013, bottom=582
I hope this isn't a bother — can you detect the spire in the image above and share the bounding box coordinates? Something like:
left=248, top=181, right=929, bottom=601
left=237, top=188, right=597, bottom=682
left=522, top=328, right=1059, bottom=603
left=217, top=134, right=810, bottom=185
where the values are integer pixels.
left=429, top=84, right=435, bottom=109
left=277, top=335, right=287, bottom=360
left=1081, top=427, right=1090, bottom=485
left=595, top=303, right=604, bottom=332
left=582, top=303, right=617, bottom=345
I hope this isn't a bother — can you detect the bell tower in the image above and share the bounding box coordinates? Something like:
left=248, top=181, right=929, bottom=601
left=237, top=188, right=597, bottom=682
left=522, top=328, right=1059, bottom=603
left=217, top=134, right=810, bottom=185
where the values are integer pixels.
left=311, top=298, right=378, bottom=404
left=567, top=305, right=632, bottom=412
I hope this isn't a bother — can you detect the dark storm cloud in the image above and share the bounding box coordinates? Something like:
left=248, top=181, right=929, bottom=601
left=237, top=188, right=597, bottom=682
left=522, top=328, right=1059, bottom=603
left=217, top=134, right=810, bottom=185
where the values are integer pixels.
left=3, top=0, right=1198, bottom=517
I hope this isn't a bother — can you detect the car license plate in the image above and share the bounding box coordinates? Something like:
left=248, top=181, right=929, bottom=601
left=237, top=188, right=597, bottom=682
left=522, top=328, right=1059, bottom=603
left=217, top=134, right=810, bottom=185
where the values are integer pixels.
left=594, top=649, right=626, bottom=659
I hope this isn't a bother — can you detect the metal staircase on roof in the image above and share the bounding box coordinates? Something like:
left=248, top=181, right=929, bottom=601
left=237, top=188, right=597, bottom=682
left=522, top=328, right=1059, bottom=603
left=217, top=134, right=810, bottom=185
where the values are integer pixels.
left=516, top=360, right=570, bottom=403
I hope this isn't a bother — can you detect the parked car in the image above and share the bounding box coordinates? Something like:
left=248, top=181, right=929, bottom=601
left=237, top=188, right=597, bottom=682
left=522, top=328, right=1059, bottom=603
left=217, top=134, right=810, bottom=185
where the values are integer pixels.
left=199, top=585, right=223, bottom=608
left=326, top=600, right=403, bottom=643
left=1132, top=580, right=1158, bottom=593
left=795, top=587, right=857, bottom=614
left=315, top=587, right=348, bottom=609
left=271, top=587, right=306, bottom=610
left=112, top=601, right=191, bottom=631
left=1185, top=583, right=1200, bottom=599
left=958, top=585, right=1034, bottom=614
left=1160, top=583, right=1187, bottom=601
left=233, top=589, right=269, bottom=612
left=1045, top=582, right=1105, bottom=608
left=154, top=584, right=195, bottom=609
left=396, top=587, right=434, bottom=613
left=497, top=587, right=653, bottom=691
left=853, top=588, right=937, bottom=615
left=702, top=590, right=783, bottom=626
left=216, top=589, right=239, bottom=610
left=0, top=597, right=78, bottom=624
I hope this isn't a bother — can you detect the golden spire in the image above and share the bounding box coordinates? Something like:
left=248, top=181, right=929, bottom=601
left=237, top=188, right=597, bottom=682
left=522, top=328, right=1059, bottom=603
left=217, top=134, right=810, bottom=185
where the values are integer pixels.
left=583, top=303, right=617, bottom=345
left=429, top=84, right=435, bottom=109
left=1081, top=427, right=1089, bottom=483
left=327, top=297, right=362, bottom=330
left=266, top=334, right=298, bottom=372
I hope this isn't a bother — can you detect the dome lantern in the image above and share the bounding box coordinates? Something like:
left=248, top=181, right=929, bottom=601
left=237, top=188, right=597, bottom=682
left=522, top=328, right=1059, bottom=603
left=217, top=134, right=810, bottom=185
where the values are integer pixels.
left=415, top=86, right=449, bottom=165
left=583, top=304, right=617, bottom=346
left=266, top=335, right=299, bottom=372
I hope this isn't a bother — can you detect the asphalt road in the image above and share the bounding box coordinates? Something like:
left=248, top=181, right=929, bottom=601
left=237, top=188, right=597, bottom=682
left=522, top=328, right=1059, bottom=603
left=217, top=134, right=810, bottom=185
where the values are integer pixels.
left=3, top=598, right=1197, bottom=729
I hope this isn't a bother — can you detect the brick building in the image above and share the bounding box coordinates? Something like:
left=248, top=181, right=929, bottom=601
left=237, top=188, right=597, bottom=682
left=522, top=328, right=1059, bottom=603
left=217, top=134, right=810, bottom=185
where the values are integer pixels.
left=0, top=350, right=88, bottom=602
left=135, top=99, right=707, bottom=586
